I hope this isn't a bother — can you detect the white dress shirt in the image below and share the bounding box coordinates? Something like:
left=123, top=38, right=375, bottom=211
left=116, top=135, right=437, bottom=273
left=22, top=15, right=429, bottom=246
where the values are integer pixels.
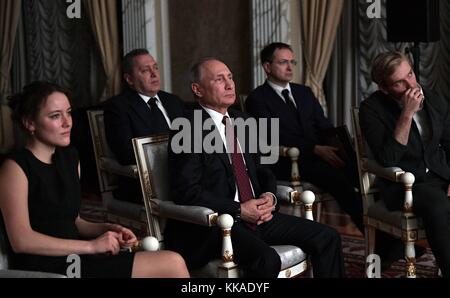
left=138, top=93, right=172, bottom=128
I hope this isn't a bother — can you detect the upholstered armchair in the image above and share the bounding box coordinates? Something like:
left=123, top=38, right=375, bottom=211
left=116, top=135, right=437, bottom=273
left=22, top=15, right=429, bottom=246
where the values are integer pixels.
left=277, top=146, right=335, bottom=221
left=87, top=110, right=147, bottom=233
left=236, top=94, right=332, bottom=221
left=132, top=134, right=316, bottom=278
left=352, top=107, right=428, bottom=278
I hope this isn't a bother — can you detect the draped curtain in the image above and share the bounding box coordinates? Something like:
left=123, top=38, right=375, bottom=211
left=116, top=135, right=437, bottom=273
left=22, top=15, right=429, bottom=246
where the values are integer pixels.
left=357, top=0, right=450, bottom=103
left=325, top=0, right=358, bottom=129
left=85, top=0, right=122, bottom=100
left=300, top=0, right=344, bottom=115
left=0, top=0, right=21, bottom=152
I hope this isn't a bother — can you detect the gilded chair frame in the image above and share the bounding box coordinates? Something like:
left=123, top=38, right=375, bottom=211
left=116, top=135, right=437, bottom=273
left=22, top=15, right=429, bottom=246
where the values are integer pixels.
left=351, top=107, right=429, bottom=278
left=132, top=134, right=315, bottom=278
left=87, top=110, right=147, bottom=233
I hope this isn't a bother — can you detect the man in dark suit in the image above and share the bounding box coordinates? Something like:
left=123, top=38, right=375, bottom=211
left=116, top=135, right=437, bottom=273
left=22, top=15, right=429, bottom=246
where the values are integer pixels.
left=104, top=49, right=185, bottom=203
left=360, top=51, right=450, bottom=277
left=246, top=42, right=363, bottom=233
left=165, top=57, right=344, bottom=278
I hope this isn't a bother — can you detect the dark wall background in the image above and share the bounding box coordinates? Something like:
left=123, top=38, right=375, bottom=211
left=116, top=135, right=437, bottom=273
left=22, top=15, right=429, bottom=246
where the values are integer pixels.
left=169, top=0, right=251, bottom=103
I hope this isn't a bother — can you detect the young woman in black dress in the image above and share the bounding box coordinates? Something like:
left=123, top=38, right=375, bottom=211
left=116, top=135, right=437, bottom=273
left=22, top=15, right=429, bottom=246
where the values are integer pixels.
left=0, top=81, right=189, bottom=278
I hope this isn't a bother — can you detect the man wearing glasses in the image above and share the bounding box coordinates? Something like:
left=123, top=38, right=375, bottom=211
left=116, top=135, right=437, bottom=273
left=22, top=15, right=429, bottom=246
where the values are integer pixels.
left=246, top=42, right=364, bottom=235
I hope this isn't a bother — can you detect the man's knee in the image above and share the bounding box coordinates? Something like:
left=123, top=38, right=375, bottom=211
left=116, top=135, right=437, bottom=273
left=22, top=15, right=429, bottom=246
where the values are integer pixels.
left=314, top=226, right=342, bottom=253
left=248, top=247, right=281, bottom=278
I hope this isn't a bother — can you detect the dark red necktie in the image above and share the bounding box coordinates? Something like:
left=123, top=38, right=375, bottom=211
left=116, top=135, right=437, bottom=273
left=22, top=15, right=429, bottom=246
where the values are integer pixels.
left=223, top=116, right=256, bottom=229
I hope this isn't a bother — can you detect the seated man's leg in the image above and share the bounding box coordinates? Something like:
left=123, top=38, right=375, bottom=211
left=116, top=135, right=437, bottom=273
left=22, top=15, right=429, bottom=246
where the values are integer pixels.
left=232, top=222, right=281, bottom=278
left=413, top=173, right=450, bottom=277
left=261, top=212, right=345, bottom=278
left=301, top=159, right=364, bottom=233
left=167, top=222, right=281, bottom=277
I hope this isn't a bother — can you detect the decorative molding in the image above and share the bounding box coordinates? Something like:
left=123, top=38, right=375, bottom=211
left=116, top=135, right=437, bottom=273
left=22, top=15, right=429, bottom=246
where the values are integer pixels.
left=251, top=0, right=291, bottom=88
left=121, top=0, right=172, bottom=92
left=121, top=0, right=147, bottom=53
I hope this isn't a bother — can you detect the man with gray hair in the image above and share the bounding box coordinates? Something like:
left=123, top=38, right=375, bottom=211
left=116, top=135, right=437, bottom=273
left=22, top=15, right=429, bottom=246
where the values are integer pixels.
left=104, top=49, right=185, bottom=204
left=165, top=57, right=345, bottom=278
left=360, top=51, right=450, bottom=277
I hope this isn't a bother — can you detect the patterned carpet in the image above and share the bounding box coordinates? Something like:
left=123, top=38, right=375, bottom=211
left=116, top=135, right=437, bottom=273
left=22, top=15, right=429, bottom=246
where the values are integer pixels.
left=342, top=235, right=439, bottom=278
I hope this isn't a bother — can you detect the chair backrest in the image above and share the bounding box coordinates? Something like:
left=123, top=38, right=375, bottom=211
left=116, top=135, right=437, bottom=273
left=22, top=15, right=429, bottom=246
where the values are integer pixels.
left=351, top=107, right=379, bottom=210
left=132, top=134, right=170, bottom=240
left=87, top=109, right=118, bottom=194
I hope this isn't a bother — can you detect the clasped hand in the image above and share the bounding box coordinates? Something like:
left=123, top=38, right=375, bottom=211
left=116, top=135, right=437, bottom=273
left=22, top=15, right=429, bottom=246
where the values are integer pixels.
left=240, top=193, right=275, bottom=225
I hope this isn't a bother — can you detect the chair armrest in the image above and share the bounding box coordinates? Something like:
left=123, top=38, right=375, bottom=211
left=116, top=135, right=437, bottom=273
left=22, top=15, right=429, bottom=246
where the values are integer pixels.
left=152, top=200, right=238, bottom=275
left=0, top=269, right=66, bottom=278
left=363, top=158, right=416, bottom=212
left=99, top=157, right=138, bottom=178
left=363, top=158, right=405, bottom=182
left=276, top=185, right=297, bottom=204
left=278, top=146, right=300, bottom=158
left=152, top=199, right=218, bottom=227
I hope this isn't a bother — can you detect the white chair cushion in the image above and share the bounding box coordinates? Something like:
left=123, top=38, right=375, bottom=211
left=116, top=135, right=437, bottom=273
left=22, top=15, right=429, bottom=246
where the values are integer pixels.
left=271, top=245, right=307, bottom=270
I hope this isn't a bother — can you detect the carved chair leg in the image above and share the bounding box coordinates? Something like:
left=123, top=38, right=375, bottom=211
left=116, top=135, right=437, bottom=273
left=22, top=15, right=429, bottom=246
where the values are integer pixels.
left=217, top=215, right=239, bottom=278
left=404, top=241, right=417, bottom=278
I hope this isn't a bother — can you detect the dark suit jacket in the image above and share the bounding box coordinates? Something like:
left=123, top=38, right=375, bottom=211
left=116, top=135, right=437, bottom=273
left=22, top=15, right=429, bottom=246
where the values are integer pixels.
left=103, top=88, right=185, bottom=203
left=359, top=89, right=450, bottom=209
left=104, top=88, right=185, bottom=165
left=165, top=106, right=277, bottom=267
left=246, top=82, right=333, bottom=179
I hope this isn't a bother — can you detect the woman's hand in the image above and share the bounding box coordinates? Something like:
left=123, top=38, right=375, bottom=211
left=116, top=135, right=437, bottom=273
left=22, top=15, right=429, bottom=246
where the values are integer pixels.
left=90, top=231, right=121, bottom=255
left=108, top=224, right=138, bottom=248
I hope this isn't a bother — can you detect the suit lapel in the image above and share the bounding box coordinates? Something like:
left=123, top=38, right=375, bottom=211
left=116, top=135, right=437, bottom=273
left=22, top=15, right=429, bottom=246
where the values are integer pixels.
left=264, top=83, right=290, bottom=112
left=199, top=108, right=233, bottom=177
left=158, top=91, right=174, bottom=121
left=127, top=91, right=155, bottom=128
left=289, top=85, right=307, bottom=129
left=264, top=83, right=304, bottom=129
left=422, top=92, right=438, bottom=149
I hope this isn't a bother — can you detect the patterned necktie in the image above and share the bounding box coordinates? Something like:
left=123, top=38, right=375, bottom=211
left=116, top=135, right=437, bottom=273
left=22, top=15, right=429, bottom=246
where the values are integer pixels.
left=282, top=89, right=297, bottom=113
left=147, top=97, right=170, bottom=131
left=223, top=116, right=256, bottom=230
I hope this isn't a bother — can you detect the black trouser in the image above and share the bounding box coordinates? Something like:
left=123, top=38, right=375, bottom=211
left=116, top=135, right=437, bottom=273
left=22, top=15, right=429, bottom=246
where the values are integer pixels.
left=382, top=171, right=450, bottom=277
left=167, top=212, right=345, bottom=278
left=233, top=213, right=345, bottom=278
left=300, top=159, right=364, bottom=233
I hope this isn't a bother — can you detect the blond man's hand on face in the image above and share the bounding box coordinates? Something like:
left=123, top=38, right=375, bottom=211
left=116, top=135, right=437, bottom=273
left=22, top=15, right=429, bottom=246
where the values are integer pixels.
left=401, top=87, right=423, bottom=116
